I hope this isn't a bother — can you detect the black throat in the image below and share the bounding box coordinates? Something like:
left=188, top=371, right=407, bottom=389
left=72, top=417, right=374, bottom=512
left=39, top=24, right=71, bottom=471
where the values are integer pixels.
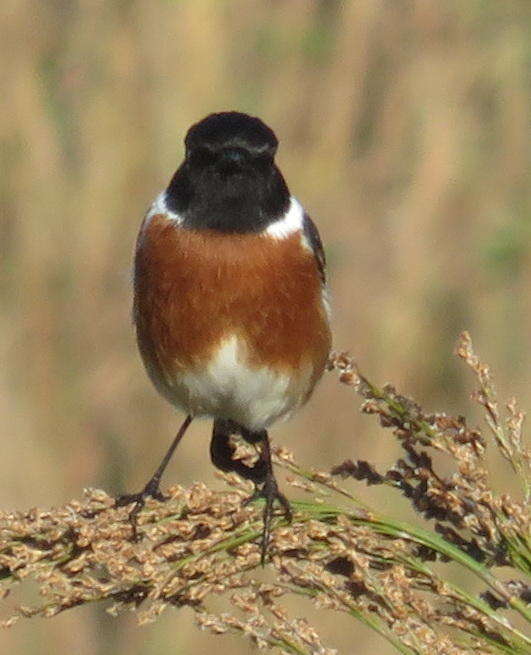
left=164, top=158, right=290, bottom=234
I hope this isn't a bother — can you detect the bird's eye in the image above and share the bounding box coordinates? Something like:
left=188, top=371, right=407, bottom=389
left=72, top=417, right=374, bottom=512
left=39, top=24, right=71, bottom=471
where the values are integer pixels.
left=188, top=147, right=216, bottom=166
left=255, top=151, right=274, bottom=164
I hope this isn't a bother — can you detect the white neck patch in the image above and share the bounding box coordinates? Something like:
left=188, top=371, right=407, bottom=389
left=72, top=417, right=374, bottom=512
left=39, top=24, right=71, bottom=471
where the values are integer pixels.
left=145, top=191, right=305, bottom=237
left=146, top=190, right=183, bottom=225
left=264, top=196, right=304, bottom=239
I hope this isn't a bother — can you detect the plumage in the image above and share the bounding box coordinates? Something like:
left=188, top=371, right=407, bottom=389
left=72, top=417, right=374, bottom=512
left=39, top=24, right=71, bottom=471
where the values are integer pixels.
left=134, top=202, right=330, bottom=430
left=124, top=111, right=331, bottom=563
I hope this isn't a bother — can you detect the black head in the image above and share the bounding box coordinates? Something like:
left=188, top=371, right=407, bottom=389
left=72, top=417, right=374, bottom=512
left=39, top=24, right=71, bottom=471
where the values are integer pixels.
left=185, top=111, right=278, bottom=159
left=165, top=112, right=290, bottom=233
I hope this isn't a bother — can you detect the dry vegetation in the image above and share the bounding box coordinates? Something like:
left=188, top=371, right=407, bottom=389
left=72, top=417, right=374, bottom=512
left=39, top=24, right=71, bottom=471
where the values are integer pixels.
left=2, top=2, right=530, bottom=653
left=1, top=335, right=529, bottom=654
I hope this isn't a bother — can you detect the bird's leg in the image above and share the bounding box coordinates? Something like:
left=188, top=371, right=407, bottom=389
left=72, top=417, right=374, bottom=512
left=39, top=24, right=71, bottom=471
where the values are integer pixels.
left=242, top=431, right=292, bottom=565
left=116, top=414, right=193, bottom=538
left=209, top=421, right=292, bottom=564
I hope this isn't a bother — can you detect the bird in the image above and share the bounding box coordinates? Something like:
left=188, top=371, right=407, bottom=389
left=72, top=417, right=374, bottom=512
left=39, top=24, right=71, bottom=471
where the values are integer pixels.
left=118, top=111, right=331, bottom=563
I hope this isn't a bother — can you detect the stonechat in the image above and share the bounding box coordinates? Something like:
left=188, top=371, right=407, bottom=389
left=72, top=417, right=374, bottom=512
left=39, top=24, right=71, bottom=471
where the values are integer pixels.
left=120, top=112, right=331, bottom=563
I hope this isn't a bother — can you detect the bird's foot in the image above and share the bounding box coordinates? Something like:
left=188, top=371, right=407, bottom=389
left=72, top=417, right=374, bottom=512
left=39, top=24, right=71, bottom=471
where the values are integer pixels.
left=115, top=479, right=167, bottom=540
left=244, top=474, right=292, bottom=565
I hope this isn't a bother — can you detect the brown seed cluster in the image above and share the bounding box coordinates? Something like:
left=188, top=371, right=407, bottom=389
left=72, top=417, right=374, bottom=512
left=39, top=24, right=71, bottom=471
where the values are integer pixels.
left=329, top=334, right=530, bottom=578
left=0, top=334, right=529, bottom=654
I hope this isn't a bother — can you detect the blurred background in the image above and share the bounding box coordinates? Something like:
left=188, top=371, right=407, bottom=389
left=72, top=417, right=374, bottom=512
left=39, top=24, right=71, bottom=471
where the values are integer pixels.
left=1, top=1, right=530, bottom=653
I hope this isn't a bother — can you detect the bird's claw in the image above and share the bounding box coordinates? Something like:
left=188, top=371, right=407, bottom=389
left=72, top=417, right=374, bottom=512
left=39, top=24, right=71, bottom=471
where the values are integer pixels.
left=115, top=481, right=168, bottom=540
left=245, top=476, right=293, bottom=565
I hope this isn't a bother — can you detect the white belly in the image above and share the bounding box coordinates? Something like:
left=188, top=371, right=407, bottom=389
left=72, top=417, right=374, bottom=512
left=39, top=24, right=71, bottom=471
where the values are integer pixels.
left=165, top=335, right=311, bottom=431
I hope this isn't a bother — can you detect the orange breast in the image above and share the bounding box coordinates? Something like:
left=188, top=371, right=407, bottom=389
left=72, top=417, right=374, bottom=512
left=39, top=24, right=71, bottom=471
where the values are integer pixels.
left=133, top=214, right=331, bottom=393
